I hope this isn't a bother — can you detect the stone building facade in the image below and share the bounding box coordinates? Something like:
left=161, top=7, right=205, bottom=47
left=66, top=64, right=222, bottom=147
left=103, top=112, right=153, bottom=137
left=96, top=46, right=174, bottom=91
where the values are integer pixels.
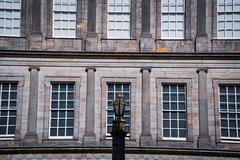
left=0, top=0, right=240, bottom=159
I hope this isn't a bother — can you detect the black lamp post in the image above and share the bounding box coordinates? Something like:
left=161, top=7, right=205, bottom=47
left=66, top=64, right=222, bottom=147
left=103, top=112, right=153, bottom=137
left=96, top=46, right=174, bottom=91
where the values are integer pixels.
left=111, top=92, right=128, bottom=160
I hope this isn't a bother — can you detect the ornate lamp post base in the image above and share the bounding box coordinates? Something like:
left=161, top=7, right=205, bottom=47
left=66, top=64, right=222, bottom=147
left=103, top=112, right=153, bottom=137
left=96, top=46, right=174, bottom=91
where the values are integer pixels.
left=111, top=128, right=127, bottom=160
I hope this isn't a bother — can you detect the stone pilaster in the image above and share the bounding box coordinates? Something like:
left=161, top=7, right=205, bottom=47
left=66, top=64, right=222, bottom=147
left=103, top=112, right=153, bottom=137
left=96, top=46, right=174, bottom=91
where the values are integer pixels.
left=140, top=67, right=153, bottom=146
left=24, top=66, right=40, bottom=146
left=83, top=67, right=96, bottom=146
left=197, top=68, right=211, bottom=148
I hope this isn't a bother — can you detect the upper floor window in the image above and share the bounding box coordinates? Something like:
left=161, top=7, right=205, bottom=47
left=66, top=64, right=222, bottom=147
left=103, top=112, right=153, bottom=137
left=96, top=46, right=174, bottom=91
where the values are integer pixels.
left=106, top=83, right=131, bottom=136
left=0, top=83, right=18, bottom=138
left=162, top=84, right=187, bottom=140
left=217, top=0, right=240, bottom=38
left=219, top=85, right=240, bottom=141
left=53, top=0, right=77, bottom=38
left=0, top=0, right=21, bottom=37
left=107, top=0, right=131, bottom=39
left=49, top=83, right=75, bottom=139
left=161, top=0, right=185, bottom=39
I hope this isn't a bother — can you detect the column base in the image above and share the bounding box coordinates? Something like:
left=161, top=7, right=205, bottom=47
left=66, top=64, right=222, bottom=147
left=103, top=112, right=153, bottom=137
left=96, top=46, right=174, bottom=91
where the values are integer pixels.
left=83, top=133, right=96, bottom=146
left=24, top=133, right=38, bottom=146
left=140, top=135, right=153, bottom=146
left=198, top=136, right=213, bottom=149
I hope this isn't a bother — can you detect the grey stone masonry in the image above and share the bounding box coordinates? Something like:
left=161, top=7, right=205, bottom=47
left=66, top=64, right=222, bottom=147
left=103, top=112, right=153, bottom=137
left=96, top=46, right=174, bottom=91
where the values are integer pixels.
left=197, top=68, right=212, bottom=149
left=140, top=67, right=153, bottom=146
left=83, top=67, right=96, bottom=146
left=87, top=0, right=96, bottom=34
left=24, top=66, right=40, bottom=146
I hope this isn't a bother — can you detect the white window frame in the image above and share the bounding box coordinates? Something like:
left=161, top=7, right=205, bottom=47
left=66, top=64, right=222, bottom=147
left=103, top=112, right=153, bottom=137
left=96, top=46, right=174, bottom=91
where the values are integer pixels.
left=161, top=0, right=185, bottom=39
left=49, top=83, right=75, bottom=139
left=217, top=0, right=240, bottom=39
left=0, top=0, right=21, bottom=37
left=52, top=0, right=77, bottom=38
left=106, top=83, right=131, bottom=137
left=219, top=85, right=240, bottom=141
left=107, top=0, right=131, bottom=39
left=0, top=82, right=18, bottom=138
left=161, top=84, right=187, bottom=141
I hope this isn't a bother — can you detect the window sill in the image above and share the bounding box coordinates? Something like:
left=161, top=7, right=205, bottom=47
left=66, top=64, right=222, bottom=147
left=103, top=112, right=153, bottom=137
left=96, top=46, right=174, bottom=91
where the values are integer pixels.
left=211, top=38, right=240, bottom=41
left=0, top=36, right=26, bottom=39
left=45, top=37, right=84, bottom=40
left=155, top=38, right=192, bottom=41
left=101, top=38, right=137, bottom=41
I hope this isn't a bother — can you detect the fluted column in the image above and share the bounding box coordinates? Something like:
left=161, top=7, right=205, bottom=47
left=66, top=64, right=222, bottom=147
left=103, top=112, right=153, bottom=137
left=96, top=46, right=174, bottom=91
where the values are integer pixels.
left=24, top=66, right=40, bottom=145
left=140, top=67, right=153, bottom=146
left=83, top=67, right=96, bottom=145
left=197, top=68, right=211, bottom=148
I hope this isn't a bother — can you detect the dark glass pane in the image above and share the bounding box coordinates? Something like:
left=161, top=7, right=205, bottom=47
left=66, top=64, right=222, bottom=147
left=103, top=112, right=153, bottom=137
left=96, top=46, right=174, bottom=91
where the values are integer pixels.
left=220, top=103, right=227, bottom=111
left=221, top=129, right=228, bottom=137
left=51, top=119, right=57, bottom=127
left=108, top=92, right=114, bottom=100
left=59, top=101, right=66, bottom=108
left=237, top=95, right=240, bottom=103
left=178, top=85, right=185, bottom=92
left=60, top=84, right=66, bottom=91
left=59, top=111, right=65, bottom=117
left=51, top=101, right=58, bottom=108
left=115, top=84, right=122, bottom=91
left=124, top=110, right=130, bottom=116
left=9, top=111, right=16, bottom=116
left=171, top=103, right=177, bottom=110
left=228, top=103, right=235, bottom=111
left=50, top=128, right=57, bottom=136
left=52, top=92, right=58, bottom=99
left=238, top=120, right=240, bottom=128
left=108, top=101, right=113, bottom=108
left=125, top=126, right=130, bottom=133
left=0, top=127, right=6, bottom=134
left=163, top=85, right=169, bottom=92
left=220, top=95, right=227, bottom=102
left=163, top=94, right=169, bottom=101
left=66, top=128, right=73, bottom=136
left=230, top=129, right=237, bottom=137
left=10, top=92, right=17, bottom=99
left=0, top=117, right=7, bottom=125
left=108, top=110, right=114, bottom=116
left=1, top=101, right=8, bottom=108
left=123, top=84, right=129, bottom=91
left=163, top=120, right=170, bottom=128
left=171, top=112, right=177, bottom=119
left=221, top=120, right=228, bottom=127
left=68, top=84, right=74, bottom=91
left=123, top=93, right=129, bottom=100
left=171, top=120, right=178, bottom=128
left=229, top=120, right=236, bottom=128
left=10, top=101, right=16, bottom=107
left=8, top=126, right=15, bottom=134
left=67, top=111, right=74, bottom=118
left=229, top=113, right=236, bottom=119
left=179, top=112, right=186, bottom=119
left=124, top=117, right=130, bottom=124
left=9, top=117, right=16, bottom=125
left=10, top=84, right=17, bottom=90
left=1, top=111, right=8, bottom=116
left=179, top=103, right=185, bottom=110
left=60, top=93, right=66, bottom=100
left=67, top=119, right=74, bottom=127
left=163, top=102, right=169, bottom=110
left=67, top=101, right=74, bottom=108
left=2, top=84, right=9, bottom=90
left=108, top=117, right=114, bottom=124
left=58, top=128, right=65, bottom=136
left=179, top=120, right=186, bottom=128
left=171, top=129, right=178, bottom=137
left=52, top=84, right=59, bottom=91
left=107, top=126, right=112, bottom=133
left=228, top=87, right=235, bottom=93
left=236, top=87, right=240, bottom=93
left=171, top=85, right=177, bottom=92
left=220, top=86, right=226, bottom=93
left=67, top=92, right=74, bottom=100
left=228, top=95, right=235, bottom=102
left=171, top=94, right=177, bottom=101
left=108, top=84, right=114, bottom=91
left=163, top=112, right=169, bottom=119
left=163, top=129, right=170, bottom=137
left=179, top=129, right=186, bottom=137
left=238, top=104, right=240, bottom=112
left=178, top=94, right=185, bottom=101
left=220, top=113, right=227, bottom=118
left=59, top=119, right=65, bottom=127
left=2, top=92, right=9, bottom=99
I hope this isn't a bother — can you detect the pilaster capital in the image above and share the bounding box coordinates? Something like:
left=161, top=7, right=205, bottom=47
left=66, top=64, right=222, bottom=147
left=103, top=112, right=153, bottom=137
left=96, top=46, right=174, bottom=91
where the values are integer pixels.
left=196, top=68, right=208, bottom=74
left=85, top=67, right=96, bottom=72
left=28, top=66, right=40, bottom=72
left=140, top=67, right=151, bottom=73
